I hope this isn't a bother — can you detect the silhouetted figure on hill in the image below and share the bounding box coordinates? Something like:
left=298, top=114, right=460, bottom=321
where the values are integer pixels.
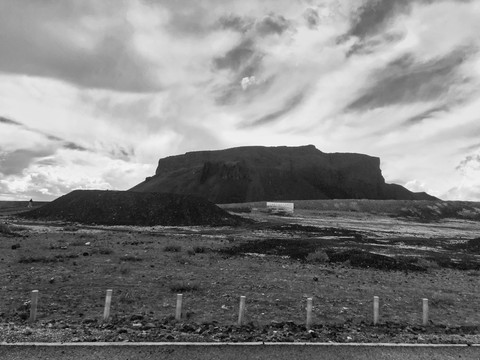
left=28, top=199, right=33, bottom=208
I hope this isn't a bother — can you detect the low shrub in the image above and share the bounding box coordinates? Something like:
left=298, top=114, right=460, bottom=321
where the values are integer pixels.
left=173, top=254, right=196, bottom=265
left=18, top=253, right=78, bottom=263
left=63, top=225, right=79, bottom=232
left=430, top=292, right=457, bottom=307
left=119, top=254, right=142, bottom=262
left=70, top=239, right=87, bottom=246
left=169, top=281, right=200, bottom=293
left=94, top=247, right=114, bottom=255
left=415, top=258, right=440, bottom=270
left=119, top=264, right=131, bottom=275
left=193, top=246, right=209, bottom=254
left=163, top=245, right=182, bottom=252
left=306, top=250, right=329, bottom=263
left=0, top=222, right=12, bottom=234
left=118, top=290, right=135, bottom=304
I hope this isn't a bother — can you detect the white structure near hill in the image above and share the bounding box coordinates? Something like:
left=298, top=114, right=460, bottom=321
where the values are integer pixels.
left=266, top=202, right=294, bottom=215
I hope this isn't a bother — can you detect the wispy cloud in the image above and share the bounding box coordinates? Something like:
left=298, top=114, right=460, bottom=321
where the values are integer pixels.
left=347, top=50, right=467, bottom=111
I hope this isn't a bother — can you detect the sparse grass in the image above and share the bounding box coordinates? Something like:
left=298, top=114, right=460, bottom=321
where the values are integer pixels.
left=163, top=245, right=182, bottom=252
left=430, top=292, right=457, bottom=307
left=169, top=281, right=200, bottom=293
left=9, top=224, right=28, bottom=232
left=416, top=258, right=440, bottom=270
left=3, top=205, right=480, bottom=333
left=70, top=239, right=87, bottom=246
left=63, top=225, right=79, bottom=232
left=118, top=290, right=135, bottom=304
left=119, top=254, right=142, bottom=262
left=93, top=247, right=114, bottom=255
left=118, top=263, right=131, bottom=275
left=173, top=254, right=196, bottom=265
left=18, top=253, right=79, bottom=263
left=78, top=233, right=96, bottom=239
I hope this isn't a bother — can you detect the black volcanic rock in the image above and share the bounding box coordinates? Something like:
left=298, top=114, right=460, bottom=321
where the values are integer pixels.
left=20, top=190, right=242, bottom=226
left=130, top=145, right=436, bottom=203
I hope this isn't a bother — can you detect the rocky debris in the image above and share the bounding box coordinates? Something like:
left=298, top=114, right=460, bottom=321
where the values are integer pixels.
left=1, top=318, right=480, bottom=343
left=130, top=145, right=437, bottom=203
left=20, top=190, right=244, bottom=226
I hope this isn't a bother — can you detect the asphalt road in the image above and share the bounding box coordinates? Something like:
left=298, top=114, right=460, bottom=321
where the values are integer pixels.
left=1, top=343, right=480, bottom=360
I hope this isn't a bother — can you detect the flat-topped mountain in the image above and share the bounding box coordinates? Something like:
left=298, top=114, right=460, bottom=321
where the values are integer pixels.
left=130, top=145, right=437, bottom=203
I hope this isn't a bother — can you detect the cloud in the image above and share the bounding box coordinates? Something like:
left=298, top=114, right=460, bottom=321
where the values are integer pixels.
left=0, top=115, right=89, bottom=153
left=347, top=50, right=467, bottom=111
left=1, top=0, right=480, bottom=201
left=0, top=1, right=165, bottom=92
left=0, top=116, right=23, bottom=126
left=241, top=76, right=257, bottom=90
left=255, top=14, right=291, bottom=36
left=218, top=14, right=254, bottom=33
left=345, top=0, right=411, bottom=39
left=456, top=154, right=480, bottom=173
left=245, top=92, right=306, bottom=127
left=213, top=39, right=258, bottom=72
left=0, top=148, right=55, bottom=176
left=403, top=105, right=450, bottom=126
left=303, top=8, right=320, bottom=29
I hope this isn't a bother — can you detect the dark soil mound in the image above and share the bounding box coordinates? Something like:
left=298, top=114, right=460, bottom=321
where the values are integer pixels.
left=327, top=249, right=425, bottom=271
left=220, top=238, right=319, bottom=260
left=20, top=190, right=243, bottom=226
left=465, top=238, right=480, bottom=253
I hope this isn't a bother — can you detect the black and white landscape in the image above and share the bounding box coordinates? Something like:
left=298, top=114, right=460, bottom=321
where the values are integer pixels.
left=1, top=0, right=480, bottom=346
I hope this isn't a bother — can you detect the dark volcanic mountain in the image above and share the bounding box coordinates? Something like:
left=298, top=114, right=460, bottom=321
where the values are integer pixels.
left=130, top=145, right=437, bottom=203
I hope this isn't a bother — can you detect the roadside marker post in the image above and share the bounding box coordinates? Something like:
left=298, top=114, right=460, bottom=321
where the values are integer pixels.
left=373, top=296, right=379, bottom=325
left=175, top=294, right=183, bottom=321
left=422, top=298, right=429, bottom=326
left=238, top=296, right=246, bottom=325
left=29, top=290, right=39, bottom=323
left=103, top=289, right=113, bottom=321
left=306, top=298, right=313, bottom=330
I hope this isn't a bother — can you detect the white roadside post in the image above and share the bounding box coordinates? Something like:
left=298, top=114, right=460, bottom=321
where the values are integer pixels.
left=422, top=298, right=429, bottom=326
left=103, top=289, right=113, bottom=321
left=306, top=298, right=313, bottom=330
left=175, top=294, right=183, bottom=321
left=29, top=290, right=39, bottom=322
left=373, top=296, right=379, bottom=325
left=238, top=296, right=246, bottom=325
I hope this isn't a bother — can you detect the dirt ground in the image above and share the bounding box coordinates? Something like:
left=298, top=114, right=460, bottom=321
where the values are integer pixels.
left=1, top=201, right=480, bottom=343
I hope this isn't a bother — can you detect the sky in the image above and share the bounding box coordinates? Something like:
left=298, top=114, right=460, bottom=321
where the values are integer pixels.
left=1, top=0, right=480, bottom=201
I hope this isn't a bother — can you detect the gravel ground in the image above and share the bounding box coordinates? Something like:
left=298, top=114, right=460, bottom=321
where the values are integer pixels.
left=2, top=318, right=480, bottom=344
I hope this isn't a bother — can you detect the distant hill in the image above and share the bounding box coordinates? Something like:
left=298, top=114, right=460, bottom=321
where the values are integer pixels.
left=130, top=145, right=437, bottom=203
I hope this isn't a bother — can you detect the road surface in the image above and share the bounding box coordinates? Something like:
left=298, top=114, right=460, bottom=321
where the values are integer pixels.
left=1, top=343, right=480, bottom=360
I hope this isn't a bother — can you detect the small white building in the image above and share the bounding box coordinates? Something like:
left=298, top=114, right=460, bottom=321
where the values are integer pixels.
left=266, top=202, right=294, bottom=215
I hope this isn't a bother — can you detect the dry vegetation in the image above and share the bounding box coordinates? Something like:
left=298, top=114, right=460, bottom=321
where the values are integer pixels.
left=1, top=200, right=480, bottom=342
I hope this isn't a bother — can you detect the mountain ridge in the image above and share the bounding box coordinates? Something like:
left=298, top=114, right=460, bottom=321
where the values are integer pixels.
left=130, top=145, right=437, bottom=203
